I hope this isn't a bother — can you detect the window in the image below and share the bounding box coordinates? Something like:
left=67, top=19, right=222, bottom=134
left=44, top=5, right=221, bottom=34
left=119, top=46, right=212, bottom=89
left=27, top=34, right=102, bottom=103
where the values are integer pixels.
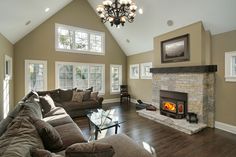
left=110, top=65, right=122, bottom=94
left=141, top=62, right=152, bottom=79
left=5, top=55, right=12, bottom=80
left=56, top=62, right=105, bottom=94
left=225, top=51, right=236, bottom=82
left=25, top=60, right=47, bottom=94
left=130, top=64, right=139, bottom=79
left=55, top=23, right=105, bottom=55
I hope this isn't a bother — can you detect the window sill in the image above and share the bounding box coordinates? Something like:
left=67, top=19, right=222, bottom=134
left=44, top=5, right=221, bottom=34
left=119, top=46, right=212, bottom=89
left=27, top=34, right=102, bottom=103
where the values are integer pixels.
left=225, top=76, right=236, bottom=82
left=56, top=48, right=105, bottom=56
left=110, top=92, right=120, bottom=95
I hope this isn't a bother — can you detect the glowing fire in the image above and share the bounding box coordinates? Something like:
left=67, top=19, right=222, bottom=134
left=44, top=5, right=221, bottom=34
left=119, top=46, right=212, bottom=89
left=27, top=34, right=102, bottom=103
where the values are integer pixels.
left=163, top=102, right=176, bottom=112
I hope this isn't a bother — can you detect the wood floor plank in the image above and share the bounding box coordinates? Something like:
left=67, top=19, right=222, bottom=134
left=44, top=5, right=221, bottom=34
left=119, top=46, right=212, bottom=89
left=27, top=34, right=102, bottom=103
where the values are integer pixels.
left=74, top=102, right=236, bottom=157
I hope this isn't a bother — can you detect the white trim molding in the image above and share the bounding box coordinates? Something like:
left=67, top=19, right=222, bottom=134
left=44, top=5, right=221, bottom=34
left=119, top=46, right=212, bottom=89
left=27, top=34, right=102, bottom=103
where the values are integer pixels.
left=215, top=121, right=236, bottom=135
left=225, top=51, right=236, bottom=82
left=103, top=98, right=120, bottom=104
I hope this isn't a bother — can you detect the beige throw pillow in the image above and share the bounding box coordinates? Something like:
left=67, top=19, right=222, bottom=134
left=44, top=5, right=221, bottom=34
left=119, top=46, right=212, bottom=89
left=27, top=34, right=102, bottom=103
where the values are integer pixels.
left=72, top=91, right=84, bottom=103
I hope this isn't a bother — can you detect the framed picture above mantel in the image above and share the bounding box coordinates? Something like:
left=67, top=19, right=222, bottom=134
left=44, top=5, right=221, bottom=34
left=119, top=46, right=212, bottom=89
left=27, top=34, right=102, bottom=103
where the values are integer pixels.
left=161, top=34, right=190, bottom=63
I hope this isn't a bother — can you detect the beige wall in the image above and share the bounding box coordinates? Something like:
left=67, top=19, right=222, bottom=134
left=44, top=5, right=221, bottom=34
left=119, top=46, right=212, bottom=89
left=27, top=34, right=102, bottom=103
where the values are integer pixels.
left=14, top=0, right=126, bottom=103
left=0, top=33, right=14, bottom=120
left=127, top=51, right=153, bottom=103
left=153, top=21, right=209, bottom=67
left=212, top=30, right=236, bottom=126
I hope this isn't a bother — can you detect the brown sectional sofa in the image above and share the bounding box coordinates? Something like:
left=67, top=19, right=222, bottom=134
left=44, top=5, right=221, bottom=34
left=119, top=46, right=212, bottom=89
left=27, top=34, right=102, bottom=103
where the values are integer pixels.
left=0, top=91, right=153, bottom=157
left=36, top=88, right=103, bottom=118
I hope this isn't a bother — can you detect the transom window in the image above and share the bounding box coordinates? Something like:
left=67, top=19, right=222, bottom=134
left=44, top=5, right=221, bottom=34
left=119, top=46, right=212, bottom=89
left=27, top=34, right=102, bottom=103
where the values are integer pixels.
left=110, top=65, right=122, bottom=94
left=56, top=62, right=105, bottom=94
left=55, top=23, right=105, bottom=55
left=25, top=60, right=47, bottom=94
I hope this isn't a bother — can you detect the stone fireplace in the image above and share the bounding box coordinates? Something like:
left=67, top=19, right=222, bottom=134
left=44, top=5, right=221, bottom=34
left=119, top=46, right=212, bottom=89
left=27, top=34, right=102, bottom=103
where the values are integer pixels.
left=138, top=65, right=217, bottom=134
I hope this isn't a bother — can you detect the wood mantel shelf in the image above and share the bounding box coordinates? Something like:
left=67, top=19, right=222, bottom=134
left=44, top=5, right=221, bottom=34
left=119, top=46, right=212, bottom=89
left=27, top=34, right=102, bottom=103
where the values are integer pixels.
left=150, top=65, right=217, bottom=74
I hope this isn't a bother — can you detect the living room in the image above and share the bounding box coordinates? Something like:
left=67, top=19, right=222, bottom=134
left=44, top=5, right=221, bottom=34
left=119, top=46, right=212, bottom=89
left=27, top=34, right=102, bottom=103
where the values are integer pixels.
left=0, top=0, right=236, bottom=156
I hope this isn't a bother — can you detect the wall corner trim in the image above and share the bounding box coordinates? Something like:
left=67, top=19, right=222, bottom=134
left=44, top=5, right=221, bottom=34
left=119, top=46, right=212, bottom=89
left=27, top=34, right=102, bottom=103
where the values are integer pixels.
left=215, top=121, right=236, bottom=135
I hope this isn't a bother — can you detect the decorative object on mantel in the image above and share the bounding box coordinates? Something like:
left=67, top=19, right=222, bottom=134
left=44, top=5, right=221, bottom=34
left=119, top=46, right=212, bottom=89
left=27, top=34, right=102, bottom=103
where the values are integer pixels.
left=186, top=112, right=198, bottom=123
left=96, top=0, right=137, bottom=27
left=161, top=34, right=190, bottom=63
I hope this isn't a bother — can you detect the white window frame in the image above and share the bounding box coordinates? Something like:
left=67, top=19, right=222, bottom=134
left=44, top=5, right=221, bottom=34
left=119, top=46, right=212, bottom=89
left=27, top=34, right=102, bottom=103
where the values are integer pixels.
left=225, top=51, right=236, bottom=82
left=110, top=64, right=122, bottom=94
left=55, top=23, right=105, bottom=55
left=4, top=55, right=12, bottom=80
left=25, top=60, right=47, bottom=94
left=140, top=62, right=152, bottom=79
left=130, top=64, right=139, bottom=79
left=55, top=61, right=105, bottom=94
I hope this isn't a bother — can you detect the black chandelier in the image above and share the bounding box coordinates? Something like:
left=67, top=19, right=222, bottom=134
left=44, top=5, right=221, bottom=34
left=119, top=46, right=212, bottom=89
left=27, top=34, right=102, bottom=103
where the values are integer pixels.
left=96, top=0, right=137, bottom=27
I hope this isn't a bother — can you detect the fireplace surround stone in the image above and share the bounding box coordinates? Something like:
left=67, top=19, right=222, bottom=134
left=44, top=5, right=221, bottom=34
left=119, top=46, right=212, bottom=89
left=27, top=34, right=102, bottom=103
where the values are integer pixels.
left=139, top=65, right=217, bottom=133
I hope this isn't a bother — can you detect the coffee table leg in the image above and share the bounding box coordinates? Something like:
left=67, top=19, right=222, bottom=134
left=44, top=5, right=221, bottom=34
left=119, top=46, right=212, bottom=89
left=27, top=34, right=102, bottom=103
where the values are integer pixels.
left=95, top=128, right=98, bottom=140
left=115, top=124, right=118, bottom=134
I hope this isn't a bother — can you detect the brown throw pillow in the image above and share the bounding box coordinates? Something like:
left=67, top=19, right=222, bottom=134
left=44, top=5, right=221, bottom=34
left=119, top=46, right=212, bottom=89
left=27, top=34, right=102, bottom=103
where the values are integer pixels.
left=71, top=91, right=84, bottom=103
left=33, top=118, right=63, bottom=152
left=91, top=92, right=99, bottom=101
left=39, top=95, right=56, bottom=115
left=83, top=90, right=92, bottom=101
left=66, top=142, right=115, bottom=157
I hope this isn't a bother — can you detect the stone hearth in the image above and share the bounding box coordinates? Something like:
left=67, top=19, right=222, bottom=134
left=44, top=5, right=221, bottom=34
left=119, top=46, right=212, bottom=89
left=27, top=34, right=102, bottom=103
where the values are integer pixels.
left=138, top=109, right=207, bottom=134
left=139, top=65, right=217, bottom=134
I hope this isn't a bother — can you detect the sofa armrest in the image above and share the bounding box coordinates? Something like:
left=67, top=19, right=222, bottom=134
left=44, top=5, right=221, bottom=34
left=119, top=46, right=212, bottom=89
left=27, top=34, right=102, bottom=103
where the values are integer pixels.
left=95, top=134, right=154, bottom=157
left=97, top=96, right=104, bottom=107
left=65, top=142, right=114, bottom=157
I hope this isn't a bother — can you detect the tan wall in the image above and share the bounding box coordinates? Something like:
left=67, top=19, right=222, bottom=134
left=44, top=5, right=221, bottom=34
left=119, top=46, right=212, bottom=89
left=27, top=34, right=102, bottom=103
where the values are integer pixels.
left=14, top=0, right=126, bottom=103
left=153, top=21, right=208, bottom=67
left=0, top=33, right=14, bottom=120
left=127, top=51, right=153, bottom=103
left=212, top=30, right=236, bottom=126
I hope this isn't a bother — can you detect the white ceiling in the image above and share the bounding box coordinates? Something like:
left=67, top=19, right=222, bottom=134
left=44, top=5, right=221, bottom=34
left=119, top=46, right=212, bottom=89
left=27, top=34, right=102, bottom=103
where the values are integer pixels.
left=0, top=0, right=236, bottom=56
left=0, top=0, right=72, bottom=44
left=88, top=0, right=236, bottom=56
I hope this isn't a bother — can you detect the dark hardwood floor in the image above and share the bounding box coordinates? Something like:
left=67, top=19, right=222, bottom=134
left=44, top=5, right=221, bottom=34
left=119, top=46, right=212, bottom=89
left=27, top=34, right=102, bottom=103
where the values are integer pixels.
left=74, top=102, right=236, bottom=157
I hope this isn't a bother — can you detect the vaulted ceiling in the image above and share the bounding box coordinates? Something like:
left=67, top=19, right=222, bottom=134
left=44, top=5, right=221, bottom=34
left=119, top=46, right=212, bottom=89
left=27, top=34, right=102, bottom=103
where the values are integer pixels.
left=0, top=0, right=236, bottom=56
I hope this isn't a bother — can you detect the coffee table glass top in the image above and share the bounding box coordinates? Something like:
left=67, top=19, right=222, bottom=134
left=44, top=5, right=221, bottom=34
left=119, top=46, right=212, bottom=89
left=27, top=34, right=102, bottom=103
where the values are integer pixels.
left=87, top=109, right=124, bottom=130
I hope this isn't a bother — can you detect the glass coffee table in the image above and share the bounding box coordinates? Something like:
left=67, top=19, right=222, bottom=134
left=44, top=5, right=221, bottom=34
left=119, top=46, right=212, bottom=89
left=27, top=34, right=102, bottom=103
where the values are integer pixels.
left=86, top=109, right=125, bottom=140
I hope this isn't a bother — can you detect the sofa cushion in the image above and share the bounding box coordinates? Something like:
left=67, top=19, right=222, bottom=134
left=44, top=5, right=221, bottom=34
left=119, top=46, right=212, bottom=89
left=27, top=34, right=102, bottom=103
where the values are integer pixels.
left=44, top=107, right=67, bottom=117
left=33, top=118, right=63, bottom=152
left=39, top=95, right=56, bottom=115
left=83, top=90, right=91, bottom=101
left=21, top=100, right=43, bottom=119
left=44, top=114, right=73, bottom=127
left=31, top=148, right=64, bottom=157
left=0, top=116, right=13, bottom=137
left=59, top=89, right=75, bottom=102
left=55, top=122, right=87, bottom=149
left=71, top=91, right=84, bottom=103
left=0, top=116, right=44, bottom=157
left=91, top=92, right=99, bottom=101
left=66, top=142, right=115, bottom=157
left=96, top=134, right=153, bottom=157
left=37, top=89, right=61, bottom=102
left=61, top=100, right=98, bottom=112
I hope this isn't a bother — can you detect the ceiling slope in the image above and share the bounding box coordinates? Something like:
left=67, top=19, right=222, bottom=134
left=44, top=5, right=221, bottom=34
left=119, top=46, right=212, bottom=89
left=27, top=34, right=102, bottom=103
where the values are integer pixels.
left=0, top=0, right=72, bottom=44
left=88, top=0, right=236, bottom=56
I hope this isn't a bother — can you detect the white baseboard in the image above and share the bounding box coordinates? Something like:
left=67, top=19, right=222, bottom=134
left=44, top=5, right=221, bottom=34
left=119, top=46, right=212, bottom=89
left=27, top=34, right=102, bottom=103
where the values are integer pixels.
left=103, top=98, right=120, bottom=104
left=215, top=121, right=236, bottom=134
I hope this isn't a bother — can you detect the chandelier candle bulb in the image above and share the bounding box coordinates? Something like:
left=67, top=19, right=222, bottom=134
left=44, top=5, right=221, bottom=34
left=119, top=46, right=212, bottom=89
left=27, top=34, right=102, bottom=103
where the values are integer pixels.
left=97, top=0, right=138, bottom=27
